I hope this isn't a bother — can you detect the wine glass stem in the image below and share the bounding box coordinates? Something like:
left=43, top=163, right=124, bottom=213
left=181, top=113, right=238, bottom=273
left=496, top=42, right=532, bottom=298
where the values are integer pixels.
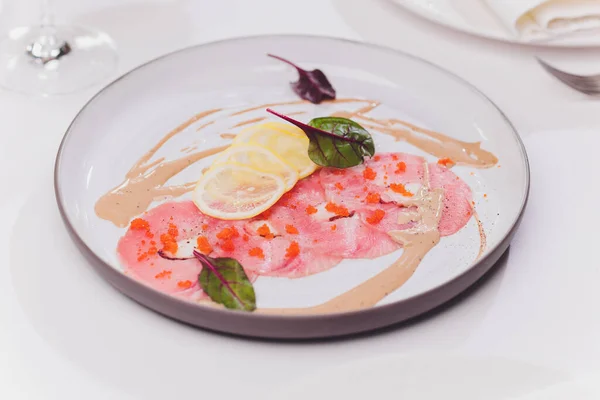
left=27, top=0, right=71, bottom=64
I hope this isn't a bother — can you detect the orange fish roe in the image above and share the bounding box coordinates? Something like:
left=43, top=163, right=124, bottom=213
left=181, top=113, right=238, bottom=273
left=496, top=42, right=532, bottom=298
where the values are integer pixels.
left=216, top=226, right=239, bottom=240
left=285, top=242, right=300, bottom=258
left=366, top=209, right=386, bottom=225
left=155, top=270, right=172, bottom=279
left=390, top=183, right=413, bottom=197
left=306, top=205, right=318, bottom=215
left=373, top=155, right=381, bottom=161
left=220, top=239, right=235, bottom=252
left=130, top=218, right=150, bottom=231
left=147, top=246, right=158, bottom=256
left=196, top=235, right=212, bottom=254
left=141, top=240, right=146, bottom=245
left=313, top=239, right=319, bottom=243
left=483, top=193, right=488, bottom=198
left=471, top=200, right=476, bottom=206
left=145, top=231, right=154, bottom=239
left=325, top=202, right=350, bottom=217
left=331, top=224, right=337, bottom=231
left=437, top=158, right=455, bottom=168
left=363, top=167, right=376, bottom=180
left=160, top=233, right=178, bottom=254
left=395, top=161, right=407, bottom=173
left=150, top=240, right=156, bottom=246
left=177, top=280, right=193, bottom=289
left=137, top=253, right=149, bottom=262
left=331, top=169, right=347, bottom=176
left=335, top=182, right=344, bottom=190
left=243, top=234, right=249, bottom=242
left=363, top=186, right=369, bottom=192
left=366, top=192, right=381, bottom=204
left=248, top=247, right=265, bottom=259
left=201, top=224, right=209, bottom=230
left=167, top=223, right=179, bottom=238
left=285, top=224, right=299, bottom=234
left=257, top=224, right=274, bottom=239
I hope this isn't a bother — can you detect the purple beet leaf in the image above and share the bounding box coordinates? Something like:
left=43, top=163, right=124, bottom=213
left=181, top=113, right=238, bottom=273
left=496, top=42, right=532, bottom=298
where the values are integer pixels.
left=267, top=53, right=336, bottom=104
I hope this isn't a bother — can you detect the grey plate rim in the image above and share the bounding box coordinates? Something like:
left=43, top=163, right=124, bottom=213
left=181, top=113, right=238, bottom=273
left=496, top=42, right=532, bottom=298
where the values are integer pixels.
left=54, top=34, right=530, bottom=339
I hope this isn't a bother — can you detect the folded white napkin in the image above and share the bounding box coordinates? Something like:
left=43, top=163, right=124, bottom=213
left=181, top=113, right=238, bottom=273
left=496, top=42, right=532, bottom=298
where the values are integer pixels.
left=485, top=0, right=600, bottom=40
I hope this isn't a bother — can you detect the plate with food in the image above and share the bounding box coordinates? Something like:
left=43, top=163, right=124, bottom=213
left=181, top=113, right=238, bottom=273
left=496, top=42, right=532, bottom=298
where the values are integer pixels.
left=391, top=0, right=600, bottom=47
left=55, top=35, right=529, bottom=339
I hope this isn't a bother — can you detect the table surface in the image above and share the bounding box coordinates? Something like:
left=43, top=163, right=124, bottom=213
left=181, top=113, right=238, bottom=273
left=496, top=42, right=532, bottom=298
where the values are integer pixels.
left=2, top=1, right=599, bottom=399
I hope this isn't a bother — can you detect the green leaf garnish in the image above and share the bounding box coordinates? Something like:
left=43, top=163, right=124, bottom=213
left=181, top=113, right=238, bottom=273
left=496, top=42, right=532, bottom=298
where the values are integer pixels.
left=194, top=250, right=256, bottom=311
left=266, top=108, right=375, bottom=168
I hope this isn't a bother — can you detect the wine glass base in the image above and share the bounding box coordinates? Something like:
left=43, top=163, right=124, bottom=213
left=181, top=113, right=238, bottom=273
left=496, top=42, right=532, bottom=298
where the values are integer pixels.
left=0, top=25, right=117, bottom=95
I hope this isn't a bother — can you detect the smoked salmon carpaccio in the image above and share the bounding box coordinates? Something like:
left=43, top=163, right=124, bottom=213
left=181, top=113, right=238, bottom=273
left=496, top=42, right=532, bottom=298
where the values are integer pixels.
left=117, top=152, right=473, bottom=299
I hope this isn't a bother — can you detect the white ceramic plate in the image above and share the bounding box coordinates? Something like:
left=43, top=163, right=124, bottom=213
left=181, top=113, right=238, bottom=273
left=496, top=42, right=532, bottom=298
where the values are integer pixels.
left=391, top=0, right=600, bottom=48
left=54, top=35, right=529, bottom=339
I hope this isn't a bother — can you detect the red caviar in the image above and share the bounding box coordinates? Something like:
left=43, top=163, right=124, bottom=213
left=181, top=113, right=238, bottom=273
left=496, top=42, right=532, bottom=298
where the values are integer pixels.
left=437, top=158, right=455, bottom=168
left=325, top=202, right=350, bottom=217
left=160, top=233, right=178, bottom=254
left=130, top=218, right=150, bottom=231
left=155, top=270, right=172, bottom=279
left=331, top=224, right=337, bottom=231
left=285, top=224, right=299, bottom=234
left=216, top=226, right=239, bottom=240
left=285, top=242, right=300, bottom=258
left=366, top=192, right=380, bottom=204
left=366, top=209, right=386, bottom=225
left=248, top=247, right=265, bottom=259
left=306, top=205, right=318, bottom=215
left=257, top=224, right=274, bottom=239
left=363, top=167, right=376, bottom=180
left=167, top=223, right=179, bottom=238
left=196, top=235, right=212, bottom=254
left=391, top=154, right=399, bottom=160
left=373, top=155, right=381, bottom=161
left=177, top=280, right=193, bottom=289
left=390, top=183, right=413, bottom=197
left=335, top=182, right=344, bottom=190
left=395, top=161, right=407, bottom=173
left=243, top=234, right=249, bottom=242
left=220, top=239, right=235, bottom=252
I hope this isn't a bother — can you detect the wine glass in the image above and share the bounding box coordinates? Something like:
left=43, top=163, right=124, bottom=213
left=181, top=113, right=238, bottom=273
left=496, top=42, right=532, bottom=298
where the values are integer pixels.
left=0, top=0, right=118, bottom=95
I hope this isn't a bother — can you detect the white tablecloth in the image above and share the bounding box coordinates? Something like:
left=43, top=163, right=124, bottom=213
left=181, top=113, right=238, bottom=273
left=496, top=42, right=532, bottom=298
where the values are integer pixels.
left=1, top=0, right=599, bottom=398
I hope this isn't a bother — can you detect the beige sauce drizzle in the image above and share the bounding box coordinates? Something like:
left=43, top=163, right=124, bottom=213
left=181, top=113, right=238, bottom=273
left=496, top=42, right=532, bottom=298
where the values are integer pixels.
left=219, top=133, right=237, bottom=140
left=232, top=117, right=266, bottom=128
left=474, top=211, right=487, bottom=260
left=95, top=146, right=228, bottom=227
left=97, top=99, right=497, bottom=314
left=195, top=121, right=215, bottom=132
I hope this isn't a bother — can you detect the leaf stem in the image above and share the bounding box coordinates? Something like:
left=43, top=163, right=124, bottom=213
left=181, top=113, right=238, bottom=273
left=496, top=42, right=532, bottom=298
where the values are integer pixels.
left=193, top=250, right=247, bottom=306
left=267, top=53, right=304, bottom=71
left=266, top=108, right=362, bottom=144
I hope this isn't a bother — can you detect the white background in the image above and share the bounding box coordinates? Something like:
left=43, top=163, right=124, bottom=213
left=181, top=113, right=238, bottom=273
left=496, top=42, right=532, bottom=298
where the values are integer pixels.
left=1, top=0, right=600, bottom=398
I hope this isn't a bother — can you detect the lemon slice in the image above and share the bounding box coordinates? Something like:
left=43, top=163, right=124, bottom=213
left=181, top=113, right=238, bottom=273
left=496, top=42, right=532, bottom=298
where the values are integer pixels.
left=193, top=164, right=286, bottom=220
left=212, top=144, right=298, bottom=190
left=234, top=122, right=318, bottom=178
